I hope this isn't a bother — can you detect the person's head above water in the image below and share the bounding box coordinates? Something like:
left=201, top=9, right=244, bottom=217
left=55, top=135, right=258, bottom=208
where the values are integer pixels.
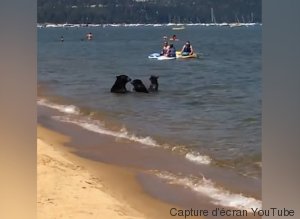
left=169, top=44, right=174, bottom=48
left=186, top=41, right=191, bottom=46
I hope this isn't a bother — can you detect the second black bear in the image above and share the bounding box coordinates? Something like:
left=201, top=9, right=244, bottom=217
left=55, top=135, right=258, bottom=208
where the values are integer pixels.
left=131, top=79, right=149, bottom=93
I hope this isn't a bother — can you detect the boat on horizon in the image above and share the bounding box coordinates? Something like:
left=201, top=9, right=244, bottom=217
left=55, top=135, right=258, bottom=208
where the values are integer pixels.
left=172, top=26, right=185, bottom=30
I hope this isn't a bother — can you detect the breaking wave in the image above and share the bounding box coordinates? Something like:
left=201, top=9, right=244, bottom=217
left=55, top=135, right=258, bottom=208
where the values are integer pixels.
left=38, top=99, right=213, bottom=165
left=38, top=99, right=80, bottom=115
left=154, top=171, right=262, bottom=212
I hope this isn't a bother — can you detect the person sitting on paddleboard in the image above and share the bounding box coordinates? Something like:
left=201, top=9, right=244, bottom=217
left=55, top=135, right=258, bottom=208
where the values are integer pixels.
left=160, top=41, right=169, bottom=56
left=166, top=44, right=176, bottom=57
left=181, top=41, right=194, bottom=56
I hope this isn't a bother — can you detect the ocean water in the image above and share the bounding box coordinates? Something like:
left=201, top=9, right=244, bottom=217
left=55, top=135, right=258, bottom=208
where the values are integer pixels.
left=38, top=25, right=261, bottom=180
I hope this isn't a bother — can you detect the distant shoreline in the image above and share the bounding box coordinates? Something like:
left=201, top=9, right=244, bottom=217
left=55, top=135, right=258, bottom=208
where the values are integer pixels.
left=37, top=22, right=262, bottom=28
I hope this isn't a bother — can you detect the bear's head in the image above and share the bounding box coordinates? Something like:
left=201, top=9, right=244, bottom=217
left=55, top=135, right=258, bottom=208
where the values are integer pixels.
left=110, top=75, right=131, bottom=93
left=149, top=75, right=159, bottom=91
left=116, top=75, right=131, bottom=83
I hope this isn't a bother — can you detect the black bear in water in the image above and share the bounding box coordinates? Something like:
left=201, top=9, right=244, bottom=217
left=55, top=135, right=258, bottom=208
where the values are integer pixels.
left=131, top=79, right=149, bottom=93
left=148, top=75, right=159, bottom=92
left=110, top=75, right=131, bottom=93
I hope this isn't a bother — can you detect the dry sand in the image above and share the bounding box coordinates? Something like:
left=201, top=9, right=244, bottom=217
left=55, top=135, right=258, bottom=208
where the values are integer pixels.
left=37, top=133, right=147, bottom=219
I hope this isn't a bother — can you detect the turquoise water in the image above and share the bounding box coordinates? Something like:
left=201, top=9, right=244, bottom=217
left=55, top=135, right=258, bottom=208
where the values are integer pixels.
left=38, top=25, right=261, bottom=178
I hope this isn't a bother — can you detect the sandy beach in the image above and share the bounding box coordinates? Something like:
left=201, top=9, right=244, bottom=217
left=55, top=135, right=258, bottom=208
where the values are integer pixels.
left=37, top=125, right=185, bottom=219
left=37, top=137, right=145, bottom=219
left=37, top=126, right=148, bottom=219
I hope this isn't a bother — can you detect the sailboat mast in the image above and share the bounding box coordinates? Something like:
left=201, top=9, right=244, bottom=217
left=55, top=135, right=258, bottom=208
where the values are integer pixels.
left=235, top=14, right=240, bottom=23
left=211, top=8, right=214, bottom=23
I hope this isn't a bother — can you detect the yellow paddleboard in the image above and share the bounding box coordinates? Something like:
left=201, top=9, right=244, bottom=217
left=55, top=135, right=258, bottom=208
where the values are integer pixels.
left=176, top=51, right=198, bottom=59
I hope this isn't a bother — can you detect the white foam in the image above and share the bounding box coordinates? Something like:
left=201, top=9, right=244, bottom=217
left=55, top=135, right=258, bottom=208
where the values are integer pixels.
left=52, top=116, right=160, bottom=147
left=155, top=172, right=262, bottom=212
left=185, top=152, right=212, bottom=165
left=37, top=99, right=80, bottom=115
left=53, top=115, right=213, bottom=165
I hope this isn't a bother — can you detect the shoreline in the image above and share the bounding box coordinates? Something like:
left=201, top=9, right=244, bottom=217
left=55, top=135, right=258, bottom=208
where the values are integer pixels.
left=37, top=103, right=261, bottom=219
left=37, top=124, right=186, bottom=219
left=36, top=96, right=261, bottom=181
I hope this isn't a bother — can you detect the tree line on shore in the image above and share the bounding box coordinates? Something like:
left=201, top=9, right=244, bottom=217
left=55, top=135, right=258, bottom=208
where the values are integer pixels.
left=38, top=0, right=261, bottom=24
